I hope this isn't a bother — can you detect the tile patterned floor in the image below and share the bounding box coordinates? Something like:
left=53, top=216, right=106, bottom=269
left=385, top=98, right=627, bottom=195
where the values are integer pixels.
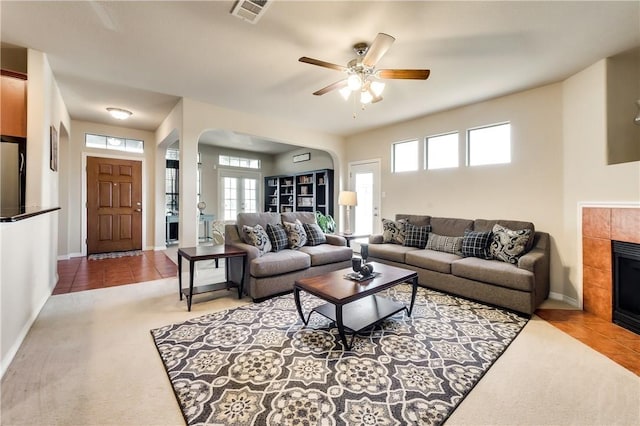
left=53, top=250, right=177, bottom=294
left=536, top=309, right=640, bottom=376
left=53, top=256, right=639, bottom=376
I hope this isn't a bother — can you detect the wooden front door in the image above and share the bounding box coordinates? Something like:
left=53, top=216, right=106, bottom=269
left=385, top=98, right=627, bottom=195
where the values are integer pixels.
left=87, top=156, right=142, bottom=255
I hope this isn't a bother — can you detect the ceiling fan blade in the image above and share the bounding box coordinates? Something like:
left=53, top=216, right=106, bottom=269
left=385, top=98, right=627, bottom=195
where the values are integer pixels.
left=313, top=79, right=348, bottom=96
left=377, top=69, right=431, bottom=80
left=362, top=33, right=395, bottom=67
left=299, top=57, right=347, bottom=72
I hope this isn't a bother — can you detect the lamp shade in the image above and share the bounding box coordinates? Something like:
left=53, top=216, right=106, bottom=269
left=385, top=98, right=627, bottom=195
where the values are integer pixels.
left=338, top=191, right=357, bottom=207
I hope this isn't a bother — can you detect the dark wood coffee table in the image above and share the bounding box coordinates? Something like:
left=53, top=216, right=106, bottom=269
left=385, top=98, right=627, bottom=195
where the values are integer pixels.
left=293, top=262, right=418, bottom=350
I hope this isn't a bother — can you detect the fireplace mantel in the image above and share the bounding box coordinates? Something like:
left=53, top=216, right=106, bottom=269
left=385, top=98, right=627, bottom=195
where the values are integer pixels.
left=582, top=206, right=640, bottom=321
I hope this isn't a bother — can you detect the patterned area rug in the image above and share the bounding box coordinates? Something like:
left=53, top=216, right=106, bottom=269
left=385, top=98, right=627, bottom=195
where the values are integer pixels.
left=88, top=250, right=143, bottom=260
left=151, top=285, right=528, bottom=425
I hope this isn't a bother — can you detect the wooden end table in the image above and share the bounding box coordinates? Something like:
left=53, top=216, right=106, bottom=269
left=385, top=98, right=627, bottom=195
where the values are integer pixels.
left=336, top=233, right=370, bottom=247
left=177, top=245, right=247, bottom=311
left=294, top=262, right=418, bottom=350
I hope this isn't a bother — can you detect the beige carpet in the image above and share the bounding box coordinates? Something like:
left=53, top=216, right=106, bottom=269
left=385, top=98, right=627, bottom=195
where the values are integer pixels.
left=1, top=270, right=639, bottom=425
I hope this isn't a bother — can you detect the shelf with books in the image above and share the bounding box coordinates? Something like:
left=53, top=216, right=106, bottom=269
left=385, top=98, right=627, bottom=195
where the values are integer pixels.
left=263, top=169, right=333, bottom=215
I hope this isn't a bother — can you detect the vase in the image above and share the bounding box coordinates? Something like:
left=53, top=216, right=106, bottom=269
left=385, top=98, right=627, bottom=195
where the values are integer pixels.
left=360, top=243, right=369, bottom=263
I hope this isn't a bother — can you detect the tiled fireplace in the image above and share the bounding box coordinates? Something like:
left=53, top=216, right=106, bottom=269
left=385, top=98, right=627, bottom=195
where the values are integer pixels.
left=582, top=207, right=640, bottom=325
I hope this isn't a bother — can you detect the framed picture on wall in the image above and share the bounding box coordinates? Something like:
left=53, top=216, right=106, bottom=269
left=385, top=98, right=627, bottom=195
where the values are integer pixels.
left=50, top=125, right=58, bottom=172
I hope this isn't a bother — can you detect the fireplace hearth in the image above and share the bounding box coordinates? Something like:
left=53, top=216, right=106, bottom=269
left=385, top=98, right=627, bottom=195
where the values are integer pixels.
left=612, top=241, right=640, bottom=335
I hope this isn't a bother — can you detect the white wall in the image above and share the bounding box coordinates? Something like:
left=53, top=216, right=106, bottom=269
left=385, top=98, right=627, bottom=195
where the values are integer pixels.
left=272, top=147, right=334, bottom=175
left=562, top=59, right=640, bottom=304
left=1, top=49, right=70, bottom=377
left=345, top=83, right=566, bottom=294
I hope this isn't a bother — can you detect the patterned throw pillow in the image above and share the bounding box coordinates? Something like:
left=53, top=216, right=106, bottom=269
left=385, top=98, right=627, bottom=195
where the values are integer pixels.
left=462, top=230, right=493, bottom=259
left=266, top=223, right=288, bottom=252
left=490, top=224, right=532, bottom=264
left=403, top=224, right=431, bottom=248
left=303, top=223, right=327, bottom=246
left=283, top=220, right=308, bottom=249
left=242, top=224, right=272, bottom=256
left=425, top=232, right=464, bottom=256
left=382, top=218, right=407, bottom=245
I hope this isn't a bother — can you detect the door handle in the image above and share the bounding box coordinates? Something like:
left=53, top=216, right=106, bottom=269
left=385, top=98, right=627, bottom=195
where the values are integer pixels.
left=134, top=209, right=142, bottom=212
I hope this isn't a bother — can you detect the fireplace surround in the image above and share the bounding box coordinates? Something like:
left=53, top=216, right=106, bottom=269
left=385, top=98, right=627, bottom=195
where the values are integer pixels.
left=582, top=207, right=640, bottom=324
left=612, top=240, right=640, bottom=334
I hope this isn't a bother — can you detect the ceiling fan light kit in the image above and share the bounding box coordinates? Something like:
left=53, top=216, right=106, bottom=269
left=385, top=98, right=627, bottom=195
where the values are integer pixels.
left=299, top=32, right=430, bottom=113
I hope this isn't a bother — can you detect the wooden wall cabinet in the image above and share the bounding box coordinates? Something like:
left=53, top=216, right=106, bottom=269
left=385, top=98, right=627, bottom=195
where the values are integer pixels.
left=264, top=169, right=334, bottom=217
left=0, top=71, right=28, bottom=138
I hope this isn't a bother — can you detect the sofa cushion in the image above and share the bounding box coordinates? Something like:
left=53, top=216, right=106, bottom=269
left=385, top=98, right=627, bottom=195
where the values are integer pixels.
left=396, top=214, right=431, bottom=227
left=461, top=230, right=493, bottom=259
left=474, top=219, right=536, bottom=252
left=283, top=220, right=308, bottom=249
left=406, top=249, right=462, bottom=274
left=241, top=224, right=272, bottom=256
left=281, top=211, right=317, bottom=225
left=430, top=217, right=473, bottom=237
left=425, top=233, right=464, bottom=256
left=266, top=223, right=288, bottom=252
left=451, top=257, right=535, bottom=292
left=490, top=224, right=532, bottom=264
left=369, top=243, right=419, bottom=263
left=303, top=222, right=327, bottom=246
left=382, top=218, right=407, bottom=245
left=237, top=212, right=282, bottom=242
left=403, top=223, right=431, bottom=248
left=250, top=250, right=311, bottom=278
left=299, top=244, right=353, bottom=266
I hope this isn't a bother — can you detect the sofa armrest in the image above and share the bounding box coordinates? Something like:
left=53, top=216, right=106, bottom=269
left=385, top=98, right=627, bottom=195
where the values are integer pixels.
left=518, top=231, right=550, bottom=303
left=369, top=233, right=384, bottom=244
left=518, top=248, right=545, bottom=272
left=325, top=234, right=347, bottom=246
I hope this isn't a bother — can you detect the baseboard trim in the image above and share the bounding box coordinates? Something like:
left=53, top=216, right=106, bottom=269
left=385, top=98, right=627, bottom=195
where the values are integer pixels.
left=0, top=290, right=50, bottom=379
left=154, top=245, right=168, bottom=251
left=549, top=292, right=579, bottom=308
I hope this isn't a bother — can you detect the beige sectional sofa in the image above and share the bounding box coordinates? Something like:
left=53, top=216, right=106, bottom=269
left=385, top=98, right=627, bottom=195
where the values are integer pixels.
left=225, top=212, right=352, bottom=301
left=367, top=214, right=550, bottom=315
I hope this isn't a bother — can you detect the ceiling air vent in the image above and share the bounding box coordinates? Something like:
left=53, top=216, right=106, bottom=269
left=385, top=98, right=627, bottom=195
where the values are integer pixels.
left=230, top=0, right=271, bottom=24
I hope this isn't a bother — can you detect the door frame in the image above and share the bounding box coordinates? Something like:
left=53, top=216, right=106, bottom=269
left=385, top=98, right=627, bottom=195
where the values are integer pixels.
left=81, top=152, right=146, bottom=257
left=348, top=158, right=382, bottom=234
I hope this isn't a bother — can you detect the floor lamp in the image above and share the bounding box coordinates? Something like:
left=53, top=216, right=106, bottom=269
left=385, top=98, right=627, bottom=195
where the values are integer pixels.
left=338, top=191, right=357, bottom=235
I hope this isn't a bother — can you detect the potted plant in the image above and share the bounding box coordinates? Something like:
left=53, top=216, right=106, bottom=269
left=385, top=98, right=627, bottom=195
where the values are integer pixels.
left=315, top=211, right=336, bottom=234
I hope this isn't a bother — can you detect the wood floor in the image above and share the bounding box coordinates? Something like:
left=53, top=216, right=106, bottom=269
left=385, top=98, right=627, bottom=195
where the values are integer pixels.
left=53, top=254, right=638, bottom=376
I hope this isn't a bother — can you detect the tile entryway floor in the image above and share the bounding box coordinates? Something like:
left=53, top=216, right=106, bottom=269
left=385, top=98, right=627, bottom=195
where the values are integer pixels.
left=53, top=250, right=177, bottom=294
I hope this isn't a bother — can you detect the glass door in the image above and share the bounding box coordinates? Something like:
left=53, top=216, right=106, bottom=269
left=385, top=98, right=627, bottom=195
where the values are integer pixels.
left=220, top=171, right=259, bottom=220
left=349, top=160, right=381, bottom=235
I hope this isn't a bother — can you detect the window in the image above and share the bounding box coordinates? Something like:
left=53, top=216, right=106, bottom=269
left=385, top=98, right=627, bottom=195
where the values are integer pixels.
left=219, top=155, right=260, bottom=169
left=426, top=132, right=458, bottom=170
left=85, top=133, right=144, bottom=153
left=467, top=123, right=511, bottom=166
left=392, top=139, right=419, bottom=172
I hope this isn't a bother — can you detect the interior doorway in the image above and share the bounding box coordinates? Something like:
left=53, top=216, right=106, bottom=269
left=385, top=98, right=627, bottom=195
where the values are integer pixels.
left=349, top=159, right=381, bottom=235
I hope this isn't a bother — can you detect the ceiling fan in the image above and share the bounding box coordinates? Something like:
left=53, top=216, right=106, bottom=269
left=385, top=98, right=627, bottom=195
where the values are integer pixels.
left=299, top=33, right=430, bottom=105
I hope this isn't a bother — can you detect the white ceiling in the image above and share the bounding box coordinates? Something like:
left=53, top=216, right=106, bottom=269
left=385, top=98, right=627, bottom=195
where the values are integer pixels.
left=1, top=1, right=639, bottom=149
